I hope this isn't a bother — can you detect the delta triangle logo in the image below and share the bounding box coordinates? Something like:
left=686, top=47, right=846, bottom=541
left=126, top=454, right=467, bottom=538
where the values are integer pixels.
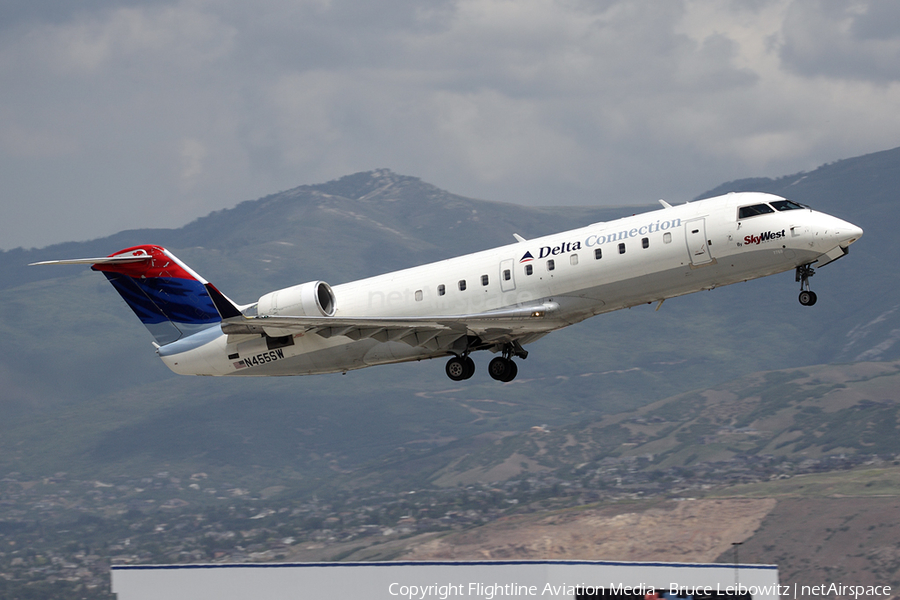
left=519, top=251, right=534, bottom=263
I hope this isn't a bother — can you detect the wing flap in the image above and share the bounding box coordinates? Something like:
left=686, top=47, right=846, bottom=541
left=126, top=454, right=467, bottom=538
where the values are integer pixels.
left=219, top=302, right=560, bottom=349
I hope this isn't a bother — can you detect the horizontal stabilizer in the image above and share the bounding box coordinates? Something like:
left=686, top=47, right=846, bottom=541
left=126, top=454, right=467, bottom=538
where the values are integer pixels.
left=30, top=254, right=152, bottom=266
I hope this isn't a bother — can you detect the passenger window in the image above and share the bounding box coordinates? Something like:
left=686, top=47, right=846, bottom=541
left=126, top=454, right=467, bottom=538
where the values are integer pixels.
left=663, top=232, right=672, bottom=244
left=438, top=284, right=445, bottom=296
left=481, top=274, right=489, bottom=286
left=415, top=290, right=423, bottom=301
left=503, top=269, right=511, bottom=281
left=547, top=259, right=555, bottom=271
left=618, top=243, right=625, bottom=254
left=525, top=264, right=533, bottom=276
left=738, top=204, right=775, bottom=219
left=594, top=248, right=602, bottom=260
left=642, top=237, right=649, bottom=249
left=458, top=280, right=466, bottom=291
left=570, top=254, right=578, bottom=266
left=771, top=200, right=804, bottom=211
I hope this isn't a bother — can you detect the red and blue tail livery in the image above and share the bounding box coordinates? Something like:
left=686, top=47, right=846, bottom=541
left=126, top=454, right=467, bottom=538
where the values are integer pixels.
left=42, top=245, right=221, bottom=345
left=92, top=245, right=222, bottom=345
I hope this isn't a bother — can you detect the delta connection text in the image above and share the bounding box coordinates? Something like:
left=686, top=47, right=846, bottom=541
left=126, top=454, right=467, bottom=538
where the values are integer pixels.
left=388, top=581, right=893, bottom=599
left=536, top=217, right=682, bottom=259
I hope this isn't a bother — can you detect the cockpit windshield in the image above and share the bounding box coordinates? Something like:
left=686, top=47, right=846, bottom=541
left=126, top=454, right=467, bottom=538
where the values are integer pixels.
left=737, top=204, right=775, bottom=219
left=771, top=199, right=805, bottom=211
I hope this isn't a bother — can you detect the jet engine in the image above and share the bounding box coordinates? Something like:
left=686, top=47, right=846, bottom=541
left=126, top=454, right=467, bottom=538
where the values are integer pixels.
left=257, top=281, right=336, bottom=317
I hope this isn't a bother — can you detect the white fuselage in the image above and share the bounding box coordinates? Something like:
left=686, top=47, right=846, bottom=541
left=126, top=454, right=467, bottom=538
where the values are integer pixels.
left=157, top=192, right=862, bottom=377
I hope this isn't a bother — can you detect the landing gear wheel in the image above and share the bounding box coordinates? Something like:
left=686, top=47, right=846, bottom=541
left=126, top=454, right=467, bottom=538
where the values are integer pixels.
left=446, top=356, right=475, bottom=381
left=488, top=357, right=518, bottom=382
left=799, top=290, right=817, bottom=306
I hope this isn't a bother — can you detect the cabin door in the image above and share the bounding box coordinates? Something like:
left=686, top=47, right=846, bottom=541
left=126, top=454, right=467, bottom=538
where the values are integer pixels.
left=499, top=259, right=516, bottom=292
left=685, top=218, right=714, bottom=266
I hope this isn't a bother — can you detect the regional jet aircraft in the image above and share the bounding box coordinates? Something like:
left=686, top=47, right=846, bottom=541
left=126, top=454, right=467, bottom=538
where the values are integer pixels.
left=33, top=192, right=862, bottom=381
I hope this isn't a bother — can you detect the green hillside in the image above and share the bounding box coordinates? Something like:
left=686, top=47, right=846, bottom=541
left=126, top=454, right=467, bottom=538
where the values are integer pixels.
left=410, top=361, right=900, bottom=489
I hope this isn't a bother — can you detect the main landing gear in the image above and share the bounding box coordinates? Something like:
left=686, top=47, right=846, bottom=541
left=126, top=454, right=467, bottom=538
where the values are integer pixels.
left=445, top=342, right=527, bottom=382
left=796, top=264, right=817, bottom=306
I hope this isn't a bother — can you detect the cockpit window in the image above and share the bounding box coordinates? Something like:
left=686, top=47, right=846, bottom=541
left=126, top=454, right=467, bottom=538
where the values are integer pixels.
left=738, top=204, right=775, bottom=219
left=771, top=199, right=805, bottom=211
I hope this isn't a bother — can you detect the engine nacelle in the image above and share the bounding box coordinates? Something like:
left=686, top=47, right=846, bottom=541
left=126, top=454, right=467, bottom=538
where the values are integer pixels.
left=257, top=280, right=336, bottom=318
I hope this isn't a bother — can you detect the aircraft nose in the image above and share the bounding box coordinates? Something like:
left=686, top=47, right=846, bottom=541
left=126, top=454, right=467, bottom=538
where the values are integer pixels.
left=838, top=220, right=863, bottom=247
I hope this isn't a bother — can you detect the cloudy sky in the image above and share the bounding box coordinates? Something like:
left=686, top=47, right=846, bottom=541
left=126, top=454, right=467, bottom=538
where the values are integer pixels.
left=2, top=0, right=899, bottom=250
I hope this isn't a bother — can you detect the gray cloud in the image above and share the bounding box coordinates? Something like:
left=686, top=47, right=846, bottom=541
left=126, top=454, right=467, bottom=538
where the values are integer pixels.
left=779, top=0, right=900, bottom=81
left=2, top=0, right=899, bottom=249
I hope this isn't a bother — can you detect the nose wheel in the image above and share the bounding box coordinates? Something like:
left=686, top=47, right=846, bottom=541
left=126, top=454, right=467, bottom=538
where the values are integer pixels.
left=796, top=264, right=817, bottom=306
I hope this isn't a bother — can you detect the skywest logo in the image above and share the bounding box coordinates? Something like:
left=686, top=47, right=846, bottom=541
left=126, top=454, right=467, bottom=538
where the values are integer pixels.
left=522, top=217, right=683, bottom=262
left=744, top=229, right=786, bottom=245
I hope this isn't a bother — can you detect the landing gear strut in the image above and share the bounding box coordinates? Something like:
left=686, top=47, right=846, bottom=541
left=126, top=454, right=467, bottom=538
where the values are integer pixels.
left=796, top=264, right=817, bottom=306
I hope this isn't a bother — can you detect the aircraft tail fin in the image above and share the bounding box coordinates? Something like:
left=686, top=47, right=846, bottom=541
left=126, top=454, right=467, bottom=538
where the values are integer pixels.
left=35, top=245, right=224, bottom=345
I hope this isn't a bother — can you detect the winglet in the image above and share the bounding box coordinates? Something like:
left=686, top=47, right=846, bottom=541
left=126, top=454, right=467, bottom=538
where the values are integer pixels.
left=513, top=233, right=527, bottom=243
left=658, top=199, right=673, bottom=209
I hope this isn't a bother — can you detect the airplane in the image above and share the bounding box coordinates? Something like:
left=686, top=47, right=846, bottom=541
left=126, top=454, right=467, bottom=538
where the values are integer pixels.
left=32, top=192, right=862, bottom=382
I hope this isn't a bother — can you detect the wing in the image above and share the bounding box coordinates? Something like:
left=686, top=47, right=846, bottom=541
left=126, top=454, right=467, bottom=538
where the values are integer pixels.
left=206, top=284, right=558, bottom=352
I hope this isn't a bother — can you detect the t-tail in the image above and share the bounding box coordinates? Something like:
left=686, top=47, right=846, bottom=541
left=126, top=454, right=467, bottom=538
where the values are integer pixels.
left=32, top=245, right=228, bottom=346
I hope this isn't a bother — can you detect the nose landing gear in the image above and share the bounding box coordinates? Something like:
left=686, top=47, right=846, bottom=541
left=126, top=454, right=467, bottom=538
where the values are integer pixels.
left=796, top=264, right=817, bottom=306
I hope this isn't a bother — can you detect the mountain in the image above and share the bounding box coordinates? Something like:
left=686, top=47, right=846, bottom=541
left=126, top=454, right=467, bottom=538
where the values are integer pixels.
left=0, top=151, right=896, bottom=488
